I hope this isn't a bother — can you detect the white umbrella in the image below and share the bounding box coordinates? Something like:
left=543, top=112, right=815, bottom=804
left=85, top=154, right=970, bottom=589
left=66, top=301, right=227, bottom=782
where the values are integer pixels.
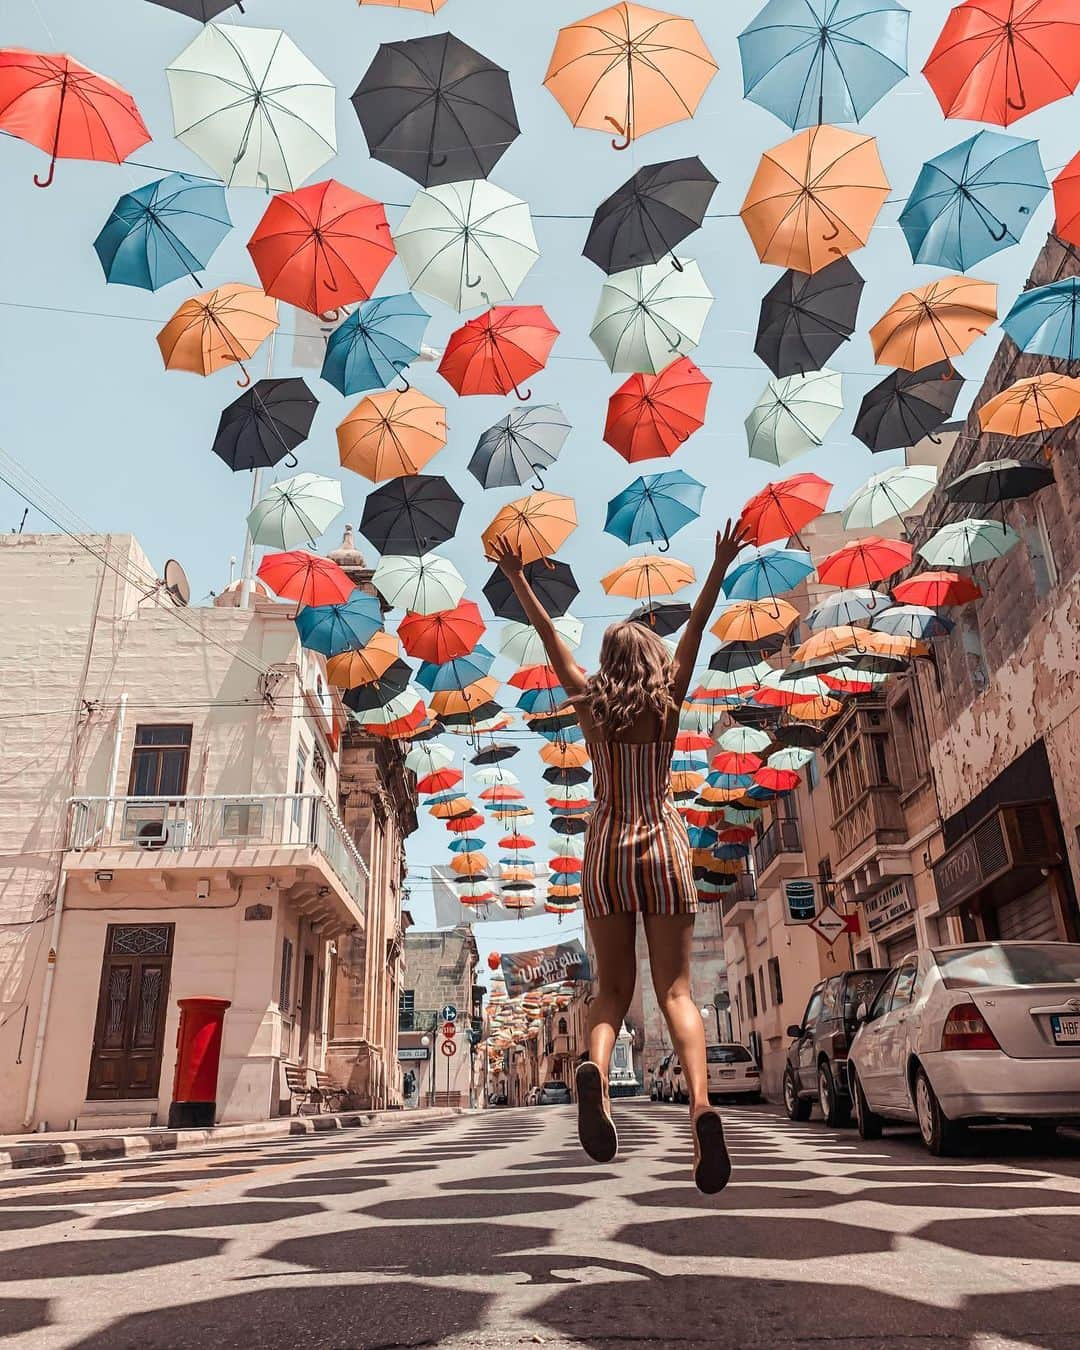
left=549, top=834, right=585, bottom=857
left=717, top=726, right=771, bottom=754
left=806, top=587, right=890, bottom=631
left=352, top=688, right=424, bottom=725
left=745, top=369, right=843, bottom=465
left=548, top=783, right=591, bottom=802
left=167, top=24, right=336, bottom=190
left=841, top=464, right=938, bottom=529
left=698, top=662, right=773, bottom=691
left=393, top=180, right=539, bottom=313
left=373, top=552, right=465, bottom=613
left=499, top=615, right=583, bottom=666
left=246, top=472, right=343, bottom=549
left=918, top=518, right=1021, bottom=568
left=767, top=747, right=815, bottom=771
left=404, top=741, right=453, bottom=774
left=590, top=257, right=712, bottom=373
left=473, top=767, right=519, bottom=785
left=679, top=704, right=717, bottom=733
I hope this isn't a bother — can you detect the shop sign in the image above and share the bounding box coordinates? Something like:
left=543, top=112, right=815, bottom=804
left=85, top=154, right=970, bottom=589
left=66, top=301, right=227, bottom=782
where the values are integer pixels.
left=864, top=877, right=915, bottom=934
left=933, top=835, right=982, bottom=910
left=399, top=1047, right=429, bottom=1061
left=810, top=904, right=847, bottom=945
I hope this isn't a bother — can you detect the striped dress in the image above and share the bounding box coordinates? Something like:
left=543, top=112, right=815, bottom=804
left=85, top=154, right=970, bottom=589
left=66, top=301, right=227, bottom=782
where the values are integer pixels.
left=582, top=739, right=697, bottom=918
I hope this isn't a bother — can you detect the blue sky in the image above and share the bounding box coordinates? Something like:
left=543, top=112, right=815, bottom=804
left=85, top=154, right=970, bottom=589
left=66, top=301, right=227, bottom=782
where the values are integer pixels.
left=3, top=0, right=1078, bottom=954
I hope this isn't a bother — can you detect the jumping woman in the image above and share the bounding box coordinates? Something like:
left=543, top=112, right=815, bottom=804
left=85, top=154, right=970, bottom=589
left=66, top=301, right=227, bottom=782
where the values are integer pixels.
left=488, top=519, right=750, bottom=1194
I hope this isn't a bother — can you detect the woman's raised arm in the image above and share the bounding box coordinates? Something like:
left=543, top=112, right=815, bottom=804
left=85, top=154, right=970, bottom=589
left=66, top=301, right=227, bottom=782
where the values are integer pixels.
left=486, top=535, right=588, bottom=698
left=670, top=518, right=752, bottom=707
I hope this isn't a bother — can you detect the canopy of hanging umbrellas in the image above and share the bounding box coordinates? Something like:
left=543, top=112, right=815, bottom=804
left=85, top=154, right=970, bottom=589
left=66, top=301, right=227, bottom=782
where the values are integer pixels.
left=4, top=0, right=1079, bottom=921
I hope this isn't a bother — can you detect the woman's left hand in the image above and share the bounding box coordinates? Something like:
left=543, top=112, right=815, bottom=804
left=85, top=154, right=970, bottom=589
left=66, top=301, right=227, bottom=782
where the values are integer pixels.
left=715, top=518, right=753, bottom=570
left=486, top=533, right=524, bottom=574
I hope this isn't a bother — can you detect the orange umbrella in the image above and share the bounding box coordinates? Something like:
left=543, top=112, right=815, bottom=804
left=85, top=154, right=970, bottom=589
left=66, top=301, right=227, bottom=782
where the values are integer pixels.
left=870, top=276, right=997, bottom=371
left=358, top=0, right=450, bottom=12
left=740, top=126, right=889, bottom=275
left=429, top=797, right=473, bottom=818
left=711, top=599, right=799, bottom=642
left=337, top=389, right=447, bottom=481
left=1053, top=150, right=1080, bottom=248
left=482, top=492, right=578, bottom=565
left=429, top=677, right=501, bottom=717
left=157, top=283, right=278, bottom=387
left=793, top=625, right=866, bottom=663
left=671, top=770, right=704, bottom=794
left=787, top=696, right=844, bottom=721
left=977, top=372, right=1080, bottom=436
left=602, top=554, right=694, bottom=598
left=544, top=2, right=717, bottom=149
left=325, top=631, right=400, bottom=688
left=540, top=741, right=590, bottom=768
left=451, top=853, right=489, bottom=876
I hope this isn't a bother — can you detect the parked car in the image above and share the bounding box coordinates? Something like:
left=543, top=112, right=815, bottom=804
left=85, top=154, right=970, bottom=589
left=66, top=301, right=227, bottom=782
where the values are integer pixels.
left=537, top=1080, right=572, bottom=1105
left=648, top=1055, right=670, bottom=1100
left=651, top=1051, right=682, bottom=1102
left=706, top=1043, right=761, bottom=1103
left=848, top=941, right=1080, bottom=1155
left=783, top=968, right=891, bottom=1126
left=487, top=1090, right=507, bottom=1107
left=524, top=1085, right=541, bottom=1106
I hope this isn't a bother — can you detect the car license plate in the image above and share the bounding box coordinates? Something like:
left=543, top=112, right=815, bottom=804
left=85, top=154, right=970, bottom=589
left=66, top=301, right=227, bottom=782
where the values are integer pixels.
left=717, top=1070, right=735, bottom=1079
left=1051, top=1014, right=1080, bottom=1044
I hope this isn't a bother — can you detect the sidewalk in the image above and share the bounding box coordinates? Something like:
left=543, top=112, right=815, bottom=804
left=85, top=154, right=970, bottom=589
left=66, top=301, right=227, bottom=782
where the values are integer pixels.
left=0, top=1105, right=464, bottom=1174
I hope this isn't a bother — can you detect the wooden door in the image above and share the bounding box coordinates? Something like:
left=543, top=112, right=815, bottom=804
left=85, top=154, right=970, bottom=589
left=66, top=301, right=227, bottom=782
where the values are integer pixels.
left=298, top=952, right=315, bottom=1064
left=87, top=924, right=174, bottom=1100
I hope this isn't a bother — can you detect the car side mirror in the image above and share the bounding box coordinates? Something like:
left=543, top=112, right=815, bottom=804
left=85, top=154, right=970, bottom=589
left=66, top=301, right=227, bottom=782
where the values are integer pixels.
left=786, top=1024, right=803, bottom=1039
left=855, top=1001, right=869, bottom=1024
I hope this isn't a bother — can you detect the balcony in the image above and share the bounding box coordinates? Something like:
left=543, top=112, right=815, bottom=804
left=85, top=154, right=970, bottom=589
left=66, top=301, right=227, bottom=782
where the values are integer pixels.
left=719, top=871, right=758, bottom=928
left=830, top=786, right=907, bottom=873
left=64, top=794, right=367, bottom=930
left=753, top=817, right=803, bottom=879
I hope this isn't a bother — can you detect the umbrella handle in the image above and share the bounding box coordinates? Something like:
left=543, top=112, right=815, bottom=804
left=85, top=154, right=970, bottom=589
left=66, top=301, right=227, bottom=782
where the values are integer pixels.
left=988, top=218, right=1009, bottom=243
left=33, top=156, right=57, bottom=188
left=670, top=254, right=684, bottom=273
left=465, top=273, right=483, bottom=289
left=395, top=371, right=411, bottom=394
left=604, top=115, right=631, bottom=151
left=511, top=382, right=532, bottom=401
left=429, top=152, right=449, bottom=169
left=235, top=364, right=252, bottom=389
left=319, top=309, right=340, bottom=323
left=821, top=219, right=840, bottom=242
left=284, top=451, right=299, bottom=468
left=529, top=465, right=545, bottom=492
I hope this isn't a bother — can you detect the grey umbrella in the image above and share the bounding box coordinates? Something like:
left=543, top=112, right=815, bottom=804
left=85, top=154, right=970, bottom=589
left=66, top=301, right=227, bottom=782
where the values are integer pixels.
left=468, top=404, right=571, bottom=489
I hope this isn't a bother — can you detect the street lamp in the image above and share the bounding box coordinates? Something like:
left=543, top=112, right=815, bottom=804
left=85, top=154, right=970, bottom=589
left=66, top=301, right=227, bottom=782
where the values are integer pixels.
left=700, top=1003, right=721, bottom=1043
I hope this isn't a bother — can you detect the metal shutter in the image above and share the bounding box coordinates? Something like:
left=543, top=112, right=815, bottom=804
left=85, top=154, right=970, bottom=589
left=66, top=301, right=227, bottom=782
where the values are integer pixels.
left=884, top=928, right=919, bottom=962
left=996, top=886, right=1059, bottom=942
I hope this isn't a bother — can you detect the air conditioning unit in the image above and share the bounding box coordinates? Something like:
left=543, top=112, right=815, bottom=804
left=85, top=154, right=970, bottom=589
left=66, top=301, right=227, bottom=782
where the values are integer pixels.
left=135, top=820, right=191, bottom=850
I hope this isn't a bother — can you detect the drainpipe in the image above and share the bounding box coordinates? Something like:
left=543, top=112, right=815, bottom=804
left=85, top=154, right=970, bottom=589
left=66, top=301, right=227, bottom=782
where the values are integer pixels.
left=22, top=873, right=69, bottom=1129
left=102, top=692, right=128, bottom=835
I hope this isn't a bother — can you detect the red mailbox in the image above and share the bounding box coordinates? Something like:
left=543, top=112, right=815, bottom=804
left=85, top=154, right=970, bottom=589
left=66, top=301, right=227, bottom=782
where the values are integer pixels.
left=168, top=997, right=231, bottom=1129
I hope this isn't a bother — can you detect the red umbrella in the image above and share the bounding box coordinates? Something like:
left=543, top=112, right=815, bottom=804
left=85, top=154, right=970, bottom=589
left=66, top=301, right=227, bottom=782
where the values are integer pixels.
left=1053, top=151, right=1080, bottom=247
left=508, top=664, right=563, bottom=690
left=892, top=570, right=983, bottom=606
left=711, top=751, right=762, bottom=774
left=817, top=536, right=913, bottom=587
left=480, top=785, right=525, bottom=801
left=257, top=551, right=354, bottom=608
left=740, top=473, right=832, bottom=546
left=361, top=703, right=428, bottom=739
left=438, top=306, right=559, bottom=400
left=550, top=856, right=584, bottom=874
left=447, top=812, right=485, bottom=833
left=415, top=768, right=463, bottom=794
left=604, top=356, right=711, bottom=462
left=754, top=766, right=801, bottom=792
left=923, top=0, right=1080, bottom=127
left=247, top=179, right=394, bottom=317
left=822, top=671, right=877, bottom=695
left=718, top=826, right=756, bottom=845
left=398, top=600, right=485, bottom=664
left=500, top=834, right=536, bottom=850
left=676, top=731, right=712, bottom=752
left=0, top=50, right=150, bottom=187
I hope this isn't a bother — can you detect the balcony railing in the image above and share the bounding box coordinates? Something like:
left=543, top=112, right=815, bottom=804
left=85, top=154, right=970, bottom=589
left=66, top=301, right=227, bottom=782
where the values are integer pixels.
left=65, top=793, right=368, bottom=913
left=720, top=871, right=758, bottom=921
left=753, top=817, right=802, bottom=875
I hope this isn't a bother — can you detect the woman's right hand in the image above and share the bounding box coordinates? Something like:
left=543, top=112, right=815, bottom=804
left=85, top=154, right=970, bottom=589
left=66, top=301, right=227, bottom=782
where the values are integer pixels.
left=715, top=518, right=752, bottom=571
left=486, top=532, right=524, bottom=575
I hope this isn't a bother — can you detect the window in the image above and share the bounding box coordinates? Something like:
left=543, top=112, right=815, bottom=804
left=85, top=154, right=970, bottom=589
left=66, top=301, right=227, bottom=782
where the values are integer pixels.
left=872, top=735, right=891, bottom=786
left=801, top=988, right=824, bottom=1031
left=312, top=748, right=326, bottom=787
left=767, top=957, right=784, bottom=1006
left=1024, top=503, right=1058, bottom=599
left=867, top=969, right=899, bottom=1020
left=806, top=755, right=820, bottom=791
left=744, top=973, right=758, bottom=1018
left=889, top=961, right=920, bottom=1011
left=314, top=968, right=325, bottom=1033
left=706, top=1044, right=753, bottom=1064
left=758, top=966, right=767, bottom=1011
left=892, top=694, right=926, bottom=790
left=959, top=610, right=988, bottom=690
left=557, top=1017, right=568, bottom=1035
left=279, top=937, right=294, bottom=1015
left=128, top=725, right=191, bottom=798
left=292, top=746, right=308, bottom=828
left=399, top=989, right=415, bottom=1014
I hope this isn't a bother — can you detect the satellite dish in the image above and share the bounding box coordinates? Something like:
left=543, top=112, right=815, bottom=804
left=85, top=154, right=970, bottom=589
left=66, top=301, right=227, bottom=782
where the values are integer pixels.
left=162, top=559, right=191, bottom=607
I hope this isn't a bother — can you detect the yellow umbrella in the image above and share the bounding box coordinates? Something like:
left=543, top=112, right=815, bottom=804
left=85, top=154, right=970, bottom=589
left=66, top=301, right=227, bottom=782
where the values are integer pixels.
left=157, top=283, right=278, bottom=386
left=711, top=599, right=799, bottom=642
left=977, top=372, right=1080, bottom=436
left=325, top=631, right=399, bottom=689
left=870, top=276, right=997, bottom=371
left=336, top=388, right=448, bottom=481
left=741, top=126, right=890, bottom=274
left=602, top=554, right=695, bottom=599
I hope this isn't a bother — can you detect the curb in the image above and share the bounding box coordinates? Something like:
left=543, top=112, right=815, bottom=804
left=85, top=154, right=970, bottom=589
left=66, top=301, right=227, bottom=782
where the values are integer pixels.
left=0, top=1106, right=465, bottom=1174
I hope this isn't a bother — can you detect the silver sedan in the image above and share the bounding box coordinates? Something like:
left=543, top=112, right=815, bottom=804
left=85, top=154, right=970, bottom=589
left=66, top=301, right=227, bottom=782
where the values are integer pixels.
left=847, top=941, right=1080, bottom=1155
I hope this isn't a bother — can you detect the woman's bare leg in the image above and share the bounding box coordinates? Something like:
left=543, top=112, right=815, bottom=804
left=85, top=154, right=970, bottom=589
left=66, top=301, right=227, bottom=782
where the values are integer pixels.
left=585, top=912, right=638, bottom=1071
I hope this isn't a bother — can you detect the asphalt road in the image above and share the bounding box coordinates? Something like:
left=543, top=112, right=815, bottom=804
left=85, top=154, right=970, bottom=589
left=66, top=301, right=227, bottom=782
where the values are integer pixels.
left=2, top=1099, right=1080, bottom=1349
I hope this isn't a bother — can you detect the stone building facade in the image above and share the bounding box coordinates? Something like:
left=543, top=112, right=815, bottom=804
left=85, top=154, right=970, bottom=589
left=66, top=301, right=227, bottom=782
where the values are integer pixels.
left=398, top=925, right=483, bottom=1107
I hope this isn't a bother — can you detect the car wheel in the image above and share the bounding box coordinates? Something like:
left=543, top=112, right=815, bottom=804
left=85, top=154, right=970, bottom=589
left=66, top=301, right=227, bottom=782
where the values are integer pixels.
left=783, top=1066, right=811, bottom=1122
left=851, top=1067, right=884, bottom=1141
left=914, top=1066, right=966, bottom=1157
left=818, top=1062, right=851, bottom=1128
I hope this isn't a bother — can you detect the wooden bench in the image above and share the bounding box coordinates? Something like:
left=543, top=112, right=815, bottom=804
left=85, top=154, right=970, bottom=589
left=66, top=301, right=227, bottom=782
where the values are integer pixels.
left=284, top=1063, right=349, bottom=1115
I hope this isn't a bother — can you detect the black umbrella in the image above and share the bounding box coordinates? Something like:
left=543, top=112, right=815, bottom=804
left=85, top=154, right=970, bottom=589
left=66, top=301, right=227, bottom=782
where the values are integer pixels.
left=846, top=653, right=909, bottom=675
left=754, top=258, right=864, bottom=378
left=944, top=458, right=1055, bottom=505
left=774, top=721, right=827, bottom=748
left=854, top=362, right=962, bottom=452
left=501, top=880, right=536, bottom=892
left=709, top=637, right=785, bottom=672
left=212, top=378, right=318, bottom=472
left=440, top=701, right=502, bottom=728
left=629, top=601, right=691, bottom=635
left=483, top=559, right=579, bottom=622
left=352, top=33, right=519, bottom=187
left=147, top=0, right=242, bottom=18
left=583, top=157, right=718, bottom=275
left=359, top=475, right=463, bottom=557
left=342, top=659, right=413, bottom=713
left=550, top=815, right=588, bottom=835
left=470, top=742, right=518, bottom=766
left=727, top=703, right=778, bottom=729
left=526, top=710, right=578, bottom=734
left=543, top=766, right=591, bottom=786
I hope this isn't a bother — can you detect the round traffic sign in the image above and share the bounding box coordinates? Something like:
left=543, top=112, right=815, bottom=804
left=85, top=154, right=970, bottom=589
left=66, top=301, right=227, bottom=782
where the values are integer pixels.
left=440, top=1005, right=458, bottom=1022
left=440, top=1040, right=457, bottom=1057
left=442, top=1021, right=456, bottom=1039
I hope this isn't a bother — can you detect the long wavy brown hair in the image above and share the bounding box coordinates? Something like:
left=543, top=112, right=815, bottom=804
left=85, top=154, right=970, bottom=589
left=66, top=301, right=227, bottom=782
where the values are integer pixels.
left=579, top=620, right=675, bottom=740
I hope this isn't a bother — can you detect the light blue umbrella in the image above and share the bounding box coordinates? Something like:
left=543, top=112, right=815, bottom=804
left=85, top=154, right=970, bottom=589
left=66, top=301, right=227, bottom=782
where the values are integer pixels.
left=707, top=772, right=754, bottom=791
left=604, top=470, right=705, bottom=549
left=806, top=586, right=890, bottom=631
left=722, top=547, right=815, bottom=600
left=688, top=826, right=718, bottom=849
left=321, top=294, right=429, bottom=396
left=450, top=837, right=487, bottom=853
left=872, top=605, right=954, bottom=640
left=294, top=588, right=383, bottom=655
left=1003, top=278, right=1080, bottom=361
left=94, top=173, right=232, bottom=291
left=416, top=645, right=496, bottom=692
left=738, top=0, right=909, bottom=129
left=899, top=132, right=1047, bottom=272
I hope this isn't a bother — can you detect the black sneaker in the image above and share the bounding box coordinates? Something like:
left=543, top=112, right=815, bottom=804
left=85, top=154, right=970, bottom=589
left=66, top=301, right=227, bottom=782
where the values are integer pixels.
left=575, top=1061, right=617, bottom=1163
left=693, top=1110, right=731, bottom=1194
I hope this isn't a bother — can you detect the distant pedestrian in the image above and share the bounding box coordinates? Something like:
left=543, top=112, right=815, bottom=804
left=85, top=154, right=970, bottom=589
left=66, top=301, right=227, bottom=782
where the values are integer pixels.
left=489, top=519, right=750, bottom=1193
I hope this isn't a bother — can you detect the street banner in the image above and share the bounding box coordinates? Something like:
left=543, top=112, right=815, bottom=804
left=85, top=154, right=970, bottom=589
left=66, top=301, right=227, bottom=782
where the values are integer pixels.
left=500, top=939, right=591, bottom=996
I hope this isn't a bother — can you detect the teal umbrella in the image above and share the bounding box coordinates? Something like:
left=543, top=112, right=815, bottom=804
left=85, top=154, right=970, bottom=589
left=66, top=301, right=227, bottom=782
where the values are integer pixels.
left=918, top=519, right=1020, bottom=568
left=604, top=469, right=705, bottom=549
left=247, top=472, right=344, bottom=549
